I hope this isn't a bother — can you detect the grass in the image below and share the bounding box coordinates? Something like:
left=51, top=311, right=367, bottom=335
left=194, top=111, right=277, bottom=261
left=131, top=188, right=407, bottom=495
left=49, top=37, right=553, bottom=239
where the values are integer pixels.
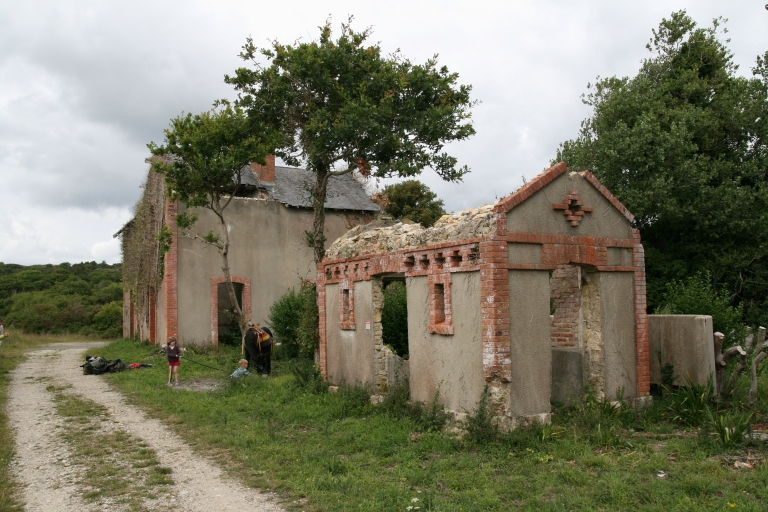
left=49, top=386, right=174, bottom=509
left=92, top=338, right=768, bottom=511
left=0, top=331, right=105, bottom=511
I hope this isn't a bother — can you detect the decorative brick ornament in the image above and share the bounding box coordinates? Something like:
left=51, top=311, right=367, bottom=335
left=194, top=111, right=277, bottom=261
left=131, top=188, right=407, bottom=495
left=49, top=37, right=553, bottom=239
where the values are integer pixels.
left=553, top=190, right=594, bottom=227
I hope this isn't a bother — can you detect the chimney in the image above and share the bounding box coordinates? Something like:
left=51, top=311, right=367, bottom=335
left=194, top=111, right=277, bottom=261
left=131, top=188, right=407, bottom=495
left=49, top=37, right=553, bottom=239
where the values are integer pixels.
left=250, top=154, right=275, bottom=183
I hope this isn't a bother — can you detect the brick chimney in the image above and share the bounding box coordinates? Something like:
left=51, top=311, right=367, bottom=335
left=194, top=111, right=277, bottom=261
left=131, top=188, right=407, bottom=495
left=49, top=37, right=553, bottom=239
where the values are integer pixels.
left=249, top=154, right=275, bottom=183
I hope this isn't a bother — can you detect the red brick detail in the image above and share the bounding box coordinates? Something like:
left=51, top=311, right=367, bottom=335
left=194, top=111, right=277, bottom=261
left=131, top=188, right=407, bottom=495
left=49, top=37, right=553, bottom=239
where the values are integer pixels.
left=428, top=273, right=454, bottom=335
left=549, top=266, right=581, bottom=349
left=494, top=162, right=568, bottom=213
left=542, top=244, right=608, bottom=268
left=250, top=154, right=276, bottom=183
left=507, top=232, right=635, bottom=248
left=209, top=276, right=252, bottom=346
left=148, top=287, right=157, bottom=345
left=317, top=263, right=328, bottom=379
left=632, top=231, right=650, bottom=396
left=577, top=170, right=635, bottom=223
left=552, top=190, right=594, bottom=227
left=339, top=279, right=356, bottom=330
left=163, top=199, right=179, bottom=341
left=480, top=239, right=512, bottom=382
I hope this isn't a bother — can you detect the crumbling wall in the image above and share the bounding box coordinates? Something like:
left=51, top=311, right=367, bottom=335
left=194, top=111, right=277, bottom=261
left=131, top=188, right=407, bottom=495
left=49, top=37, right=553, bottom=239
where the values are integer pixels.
left=550, top=265, right=582, bottom=349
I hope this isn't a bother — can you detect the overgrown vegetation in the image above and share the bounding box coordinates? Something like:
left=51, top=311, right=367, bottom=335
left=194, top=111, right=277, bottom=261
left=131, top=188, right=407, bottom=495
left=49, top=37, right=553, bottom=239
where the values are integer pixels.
left=0, top=262, right=122, bottom=337
left=91, top=338, right=768, bottom=510
left=268, top=279, right=319, bottom=358
left=381, top=280, right=408, bottom=357
left=556, top=10, right=768, bottom=325
left=373, top=180, right=447, bottom=227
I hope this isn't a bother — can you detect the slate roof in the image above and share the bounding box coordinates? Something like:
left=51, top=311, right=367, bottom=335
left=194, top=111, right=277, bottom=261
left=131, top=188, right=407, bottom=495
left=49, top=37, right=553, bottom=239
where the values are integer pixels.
left=262, top=166, right=379, bottom=212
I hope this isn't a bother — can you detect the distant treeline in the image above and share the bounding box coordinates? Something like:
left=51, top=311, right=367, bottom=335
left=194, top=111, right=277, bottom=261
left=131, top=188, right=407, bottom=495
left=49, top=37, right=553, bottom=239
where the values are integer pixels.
left=0, top=262, right=123, bottom=338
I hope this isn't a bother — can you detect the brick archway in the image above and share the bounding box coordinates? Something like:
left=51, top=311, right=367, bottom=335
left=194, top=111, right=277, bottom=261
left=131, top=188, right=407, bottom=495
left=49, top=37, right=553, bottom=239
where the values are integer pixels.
left=210, top=276, right=251, bottom=345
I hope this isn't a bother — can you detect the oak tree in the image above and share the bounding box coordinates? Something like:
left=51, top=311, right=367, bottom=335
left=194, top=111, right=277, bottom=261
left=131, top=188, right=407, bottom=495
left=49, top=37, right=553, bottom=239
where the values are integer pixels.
left=226, top=19, right=476, bottom=262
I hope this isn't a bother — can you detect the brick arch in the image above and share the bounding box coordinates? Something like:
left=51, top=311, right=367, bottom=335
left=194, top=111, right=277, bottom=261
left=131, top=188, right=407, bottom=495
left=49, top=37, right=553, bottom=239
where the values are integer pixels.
left=210, top=276, right=251, bottom=345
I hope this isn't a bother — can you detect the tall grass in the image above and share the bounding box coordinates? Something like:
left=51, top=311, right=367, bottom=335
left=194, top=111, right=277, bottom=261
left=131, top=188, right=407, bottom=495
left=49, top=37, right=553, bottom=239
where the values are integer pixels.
left=91, top=338, right=768, bottom=511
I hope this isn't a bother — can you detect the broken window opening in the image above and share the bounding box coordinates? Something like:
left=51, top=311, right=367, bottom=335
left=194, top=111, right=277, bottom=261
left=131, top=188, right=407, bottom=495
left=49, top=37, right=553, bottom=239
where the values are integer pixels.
left=382, top=278, right=408, bottom=358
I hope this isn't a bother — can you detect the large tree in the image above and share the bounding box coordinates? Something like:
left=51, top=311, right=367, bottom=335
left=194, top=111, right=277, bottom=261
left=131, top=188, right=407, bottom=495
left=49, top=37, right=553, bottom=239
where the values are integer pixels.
left=377, top=179, right=446, bottom=228
left=225, top=19, right=476, bottom=262
left=148, top=104, right=275, bottom=335
left=556, top=11, right=768, bottom=322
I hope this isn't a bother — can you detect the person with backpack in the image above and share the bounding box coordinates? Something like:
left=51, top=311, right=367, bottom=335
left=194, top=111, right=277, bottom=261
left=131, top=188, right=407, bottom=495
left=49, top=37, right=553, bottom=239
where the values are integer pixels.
left=243, top=323, right=261, bottom=371
left=254, top=323, right=273, bottom=377
left=166, top=336, right=181, bottom=386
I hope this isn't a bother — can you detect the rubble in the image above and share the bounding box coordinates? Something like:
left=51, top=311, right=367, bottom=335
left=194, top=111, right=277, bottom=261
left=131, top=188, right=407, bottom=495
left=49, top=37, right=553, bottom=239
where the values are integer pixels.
left=325, top=204, right=498, bottom=259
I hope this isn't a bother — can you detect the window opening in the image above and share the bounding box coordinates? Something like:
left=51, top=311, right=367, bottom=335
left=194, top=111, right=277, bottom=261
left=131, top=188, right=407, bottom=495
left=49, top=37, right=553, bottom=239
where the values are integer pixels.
left=382, top=279, right=408, bottom=357
left=217, top=282, right=244, bottom=346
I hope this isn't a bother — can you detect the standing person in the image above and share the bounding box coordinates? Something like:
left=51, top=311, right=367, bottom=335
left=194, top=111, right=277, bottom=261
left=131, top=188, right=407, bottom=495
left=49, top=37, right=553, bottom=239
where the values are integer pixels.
left=255, top=323, right=273, bottom=377
left=243, top=323, right=261, bottom=372
left=166, top=336, right=181, bottom=386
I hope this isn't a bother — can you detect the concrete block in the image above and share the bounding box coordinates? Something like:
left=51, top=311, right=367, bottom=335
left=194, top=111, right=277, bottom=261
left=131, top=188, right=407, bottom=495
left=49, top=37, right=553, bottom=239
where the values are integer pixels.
left=649, top=315, right=715, bottom=387
left=551, top=348, right=583, bottom=404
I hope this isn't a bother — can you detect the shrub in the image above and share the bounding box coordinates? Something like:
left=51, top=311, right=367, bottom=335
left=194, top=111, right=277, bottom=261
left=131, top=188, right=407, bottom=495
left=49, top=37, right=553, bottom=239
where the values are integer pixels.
left=90, top=301, right=123, bottom=338
left=465, top=385, right=497, bottom=443
left=658, top=271, right=744, bottom=346
left=382, top=281, right=408, bottom=357
left=269, top=279, right=318, bottom=358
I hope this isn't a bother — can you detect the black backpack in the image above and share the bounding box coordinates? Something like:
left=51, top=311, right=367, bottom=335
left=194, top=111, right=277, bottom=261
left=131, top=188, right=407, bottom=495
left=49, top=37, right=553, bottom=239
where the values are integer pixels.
left=82, top=356, right=128, bottom=375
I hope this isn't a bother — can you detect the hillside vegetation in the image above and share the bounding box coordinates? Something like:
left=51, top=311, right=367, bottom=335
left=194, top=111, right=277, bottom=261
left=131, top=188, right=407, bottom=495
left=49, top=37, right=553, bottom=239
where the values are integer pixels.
left=0, top=262, right=123, bottom=338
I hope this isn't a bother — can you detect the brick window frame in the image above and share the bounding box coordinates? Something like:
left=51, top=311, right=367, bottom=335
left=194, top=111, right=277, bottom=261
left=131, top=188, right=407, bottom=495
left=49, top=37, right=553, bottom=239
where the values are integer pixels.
left=428, top=273, right=454, bottom=335
left=340, top=280, right=356, bottom=330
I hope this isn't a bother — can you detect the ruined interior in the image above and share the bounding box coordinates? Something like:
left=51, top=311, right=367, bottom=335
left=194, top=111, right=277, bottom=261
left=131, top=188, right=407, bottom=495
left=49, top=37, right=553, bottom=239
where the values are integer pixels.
left=318, top=162, right=650, bottom=427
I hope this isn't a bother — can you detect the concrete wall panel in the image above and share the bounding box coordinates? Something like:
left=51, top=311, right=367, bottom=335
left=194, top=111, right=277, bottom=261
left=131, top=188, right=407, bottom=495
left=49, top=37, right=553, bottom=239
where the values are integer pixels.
left=408, top=273, right=484, bottom=414
left=325, top=282, right=376, bottom=387
left=508, top=270, right=552, bottom=417
left=507, top=243, right=542, bottom=265
left=506, top=172, right=633, bottom=239
left=649, top=315, right=715, bottom=387
left=600, top=272, right=637, bottom=399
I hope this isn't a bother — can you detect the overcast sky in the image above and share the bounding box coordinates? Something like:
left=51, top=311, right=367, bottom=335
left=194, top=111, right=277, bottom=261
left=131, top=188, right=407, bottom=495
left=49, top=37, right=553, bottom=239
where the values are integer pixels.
left=1, top=1, right=766, bottom=266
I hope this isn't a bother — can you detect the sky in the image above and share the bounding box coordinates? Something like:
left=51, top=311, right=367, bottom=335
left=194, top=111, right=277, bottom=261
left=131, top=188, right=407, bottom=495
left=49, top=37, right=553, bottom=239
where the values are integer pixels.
left=1, top=1, right=766, bottom=266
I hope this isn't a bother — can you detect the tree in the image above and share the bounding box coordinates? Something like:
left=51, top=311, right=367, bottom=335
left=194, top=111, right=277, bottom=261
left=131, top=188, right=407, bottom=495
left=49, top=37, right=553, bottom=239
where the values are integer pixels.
left=148, top=105, right=275, bottom=335
left=226, top=19, right=476, bottom=262
left=377, top=180, right=446, bottom=227
left=555, top=11, right=768, bottom=320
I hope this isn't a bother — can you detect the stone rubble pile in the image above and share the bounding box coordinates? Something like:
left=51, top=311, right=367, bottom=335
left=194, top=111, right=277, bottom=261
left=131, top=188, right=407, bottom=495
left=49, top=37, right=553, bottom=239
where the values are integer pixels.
left=326, top=204, right=498, bottom=259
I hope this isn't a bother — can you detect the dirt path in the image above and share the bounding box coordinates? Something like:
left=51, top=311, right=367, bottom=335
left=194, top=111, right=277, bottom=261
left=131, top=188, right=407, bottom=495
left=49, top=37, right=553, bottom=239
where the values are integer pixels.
left=7, top=342, right=284, bottom=511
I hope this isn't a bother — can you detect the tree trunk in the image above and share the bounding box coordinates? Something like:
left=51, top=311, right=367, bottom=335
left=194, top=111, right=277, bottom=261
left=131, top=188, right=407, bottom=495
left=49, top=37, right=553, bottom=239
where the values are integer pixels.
left=215, top=205, right=247, bottom=336
left=749, top=343, right=768, bottom=407
left=310, top=166, right=330, bottom=264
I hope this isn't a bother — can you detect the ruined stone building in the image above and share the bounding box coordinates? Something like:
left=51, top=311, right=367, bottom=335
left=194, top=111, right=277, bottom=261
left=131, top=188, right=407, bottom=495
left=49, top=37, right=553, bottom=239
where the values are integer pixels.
left=318, top=162, right=650, bottom=427
left=118, top=156, right=378, bottom=345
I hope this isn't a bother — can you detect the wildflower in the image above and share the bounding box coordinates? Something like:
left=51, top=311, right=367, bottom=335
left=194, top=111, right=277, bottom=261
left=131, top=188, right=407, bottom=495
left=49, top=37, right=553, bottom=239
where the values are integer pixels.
left=411, top=498, right=420, bottom=503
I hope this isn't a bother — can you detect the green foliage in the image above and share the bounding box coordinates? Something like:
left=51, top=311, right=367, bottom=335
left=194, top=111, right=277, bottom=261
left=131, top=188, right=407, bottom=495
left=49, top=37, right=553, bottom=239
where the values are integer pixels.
left=0, top=262, right=123, bottom=337
left=381, top=281, right=408, bottom=357
left=381, top=180, right=446, bottom=227
left=288, top=359, right=327, bottom=394
left=555, top=11, right=768, bottom=320
left=659, top=271, right=744, bottom=346
left=465, top=385, right=497, bottom=444
left=705, top=408, right=753, bottom=448
left=664, top=378, right=714, bottom=426
left=269, top=279, right=319, bottom=358
left=227, top=18, right=475, bottom=261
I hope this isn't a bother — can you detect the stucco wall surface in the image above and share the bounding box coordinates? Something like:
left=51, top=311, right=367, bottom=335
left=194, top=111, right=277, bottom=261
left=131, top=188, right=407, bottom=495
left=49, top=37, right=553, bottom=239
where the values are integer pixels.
left=508, top=270, right=552, bottom=417
left=506, top=172, right=633, bottom=239
left=407, top=273, right=484, bottom=414
left=600, top=272, right=638, bottom=399
left=175, top=198, right=364, bottom=343
left=649, top=315, right=715, bottom=387
left=324, top=281, right=376, bottom=387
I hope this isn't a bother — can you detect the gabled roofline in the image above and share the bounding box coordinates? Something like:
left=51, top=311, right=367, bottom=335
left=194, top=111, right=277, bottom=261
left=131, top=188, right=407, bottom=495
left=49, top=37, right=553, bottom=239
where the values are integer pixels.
left=493, top=162, right=635, bottom=224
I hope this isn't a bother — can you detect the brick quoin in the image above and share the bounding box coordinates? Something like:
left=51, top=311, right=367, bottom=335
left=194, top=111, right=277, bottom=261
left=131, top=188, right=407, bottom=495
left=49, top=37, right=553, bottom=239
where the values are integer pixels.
left=480, top=239, right=511, bottom=383
left=209, top=276, right=252, bottom=346
left=163, top=199, right=179, bottom=341
left=633, top=229, right=650, bottom=396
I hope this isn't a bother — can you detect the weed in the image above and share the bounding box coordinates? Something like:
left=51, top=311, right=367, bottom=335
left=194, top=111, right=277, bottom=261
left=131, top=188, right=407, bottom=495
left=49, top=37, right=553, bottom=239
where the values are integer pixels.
left=288, top=359, right=326, bottom=394
left=411, top=390, right=450, bottom=433
left=664, top=377, right=713, bottom=426
left=465, top=386, right=496, bottom=443
left=705, top=408, right=752, bottom=448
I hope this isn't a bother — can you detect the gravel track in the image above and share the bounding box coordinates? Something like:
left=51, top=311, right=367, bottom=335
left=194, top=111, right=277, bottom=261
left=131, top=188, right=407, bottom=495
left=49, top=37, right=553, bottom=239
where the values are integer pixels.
left=7, top=342, right=284, bottom=512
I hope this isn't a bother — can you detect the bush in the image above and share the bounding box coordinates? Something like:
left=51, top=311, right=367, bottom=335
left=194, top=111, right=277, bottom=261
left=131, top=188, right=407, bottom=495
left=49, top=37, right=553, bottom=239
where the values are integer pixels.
left=269, top=279, right=319, bottom=358
left=659, top=271, right=744, bottom=346
left=382, top=281, right=408, bottom=357
left=90, top=301, right=123, bottom=338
